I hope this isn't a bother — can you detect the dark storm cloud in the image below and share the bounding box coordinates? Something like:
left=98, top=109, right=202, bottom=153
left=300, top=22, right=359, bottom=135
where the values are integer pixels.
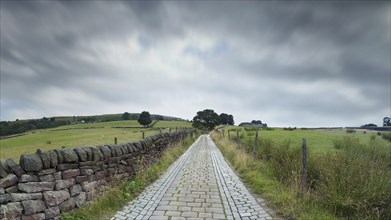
left=0, top=0, right=389, bottom=126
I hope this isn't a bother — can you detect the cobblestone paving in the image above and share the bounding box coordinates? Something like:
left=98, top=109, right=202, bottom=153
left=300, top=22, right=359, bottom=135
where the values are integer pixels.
left=112, top=135, right=272, bottom=220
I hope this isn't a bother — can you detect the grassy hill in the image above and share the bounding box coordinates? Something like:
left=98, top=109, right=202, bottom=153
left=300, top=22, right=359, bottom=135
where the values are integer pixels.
left=0, top=120, right=192, bottom=161
left=0, top=113, right=186, bottom=137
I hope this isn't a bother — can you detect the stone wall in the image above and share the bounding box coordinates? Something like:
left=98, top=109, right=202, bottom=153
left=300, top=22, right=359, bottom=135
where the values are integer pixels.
left=0, top=129, right=194, bottom=220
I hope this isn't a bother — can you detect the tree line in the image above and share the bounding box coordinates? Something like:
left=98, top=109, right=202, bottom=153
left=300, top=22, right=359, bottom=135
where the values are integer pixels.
left=0, top=118, right=71, bottom=136
left=192, top=109, right=234, bottom=130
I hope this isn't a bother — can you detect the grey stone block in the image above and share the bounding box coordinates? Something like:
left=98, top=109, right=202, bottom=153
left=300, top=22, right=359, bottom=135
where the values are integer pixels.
left=0, top=160, right=10, bottom=178
left=45, top=206, right=60, bottom=219
left=22, top=200, right=46, bottom=215
left=6, top=158, right=25, bottom=177
left=48, top=150, right=58, bottom=168
left=39, top=174, right=54, bottom=182
left=36, top=149, right=50, bottom=169
left=43, top=190, right=70, bottom=207
left=19, top=154, right=43, bottom=172
left=0, top=174, right=18, bottom=189
left=37, top=168, right=56, bottom=176
left=99, top=146, right=111, bottom=159
left=74, top=192, right=86, bottom=208
left=90, top=147, right=103, bottom=161
left=55, top=179, right=75, bottom=190
left=54, top=150, right=63, bottom=164
left=62, top=169, right=80, bottom=179
left=18, top=182, right=55, bottom=193
left=70, top=184, right=82, bottom=196
left=56, top=163, right=79, bottom=171
left=60, top=148, right=78, bottom=163
left=19, top=174, right=39, bottom=183
left=22, top=213, right=45, bottom=220
left=10, top=193, right=42, bottom=202
left=74, top=148, right=88, bottom=162
left=0, top=193, right=11, bottom=203
left=0, top=202, right=23, bottom=219
left=59, top=198, right=75, bottom=212
left=5, top=185, right=18, bottom=193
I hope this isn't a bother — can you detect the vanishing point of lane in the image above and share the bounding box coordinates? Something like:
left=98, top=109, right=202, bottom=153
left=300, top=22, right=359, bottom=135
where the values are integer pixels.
left=112, top=135, right=272, bottom=220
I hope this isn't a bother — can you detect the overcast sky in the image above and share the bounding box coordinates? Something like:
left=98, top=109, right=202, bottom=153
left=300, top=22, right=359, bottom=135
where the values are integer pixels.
left=1, top=1, right=390, bottom=127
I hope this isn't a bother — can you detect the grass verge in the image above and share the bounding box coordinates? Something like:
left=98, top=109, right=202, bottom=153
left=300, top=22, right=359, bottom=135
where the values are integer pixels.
left=211, top=132, right=341, bottom=220
left=212, top=128, right=391, bottom=219
left=61, top=133, right=198, bottom=220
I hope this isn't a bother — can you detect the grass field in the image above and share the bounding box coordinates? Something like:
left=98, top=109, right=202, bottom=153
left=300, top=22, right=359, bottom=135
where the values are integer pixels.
left=222, top=127, right=390, bottom=154
left=0, top=120, right=192, bottom=161
left=214, top=126, right=391, bottom=219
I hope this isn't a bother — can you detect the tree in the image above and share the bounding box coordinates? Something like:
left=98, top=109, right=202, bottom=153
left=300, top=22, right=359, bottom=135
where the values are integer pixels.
left=121, top=112, right=131, bottom=120
left=251, top=120, right=263, bottom=125
left=192, top=109, right=220, bottom=130
left=227, top=114, right=234, bottom=125
left=384, top=117, right=391, bottom=127
left=361, top=123, right=377, bottom=128
left=219, top=113, right=229, bottom=125
left=138, top=111, right=152, bottom=127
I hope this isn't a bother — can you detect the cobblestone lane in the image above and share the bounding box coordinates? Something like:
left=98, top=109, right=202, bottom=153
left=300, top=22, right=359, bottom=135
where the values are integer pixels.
left=112, top=135, right=272, bottom=220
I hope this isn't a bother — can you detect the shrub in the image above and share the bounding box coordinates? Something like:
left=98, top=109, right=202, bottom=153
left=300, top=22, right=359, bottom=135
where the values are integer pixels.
left=346, top=129, right=356, bottom=133
left=381, top=132, right=391, bottom=142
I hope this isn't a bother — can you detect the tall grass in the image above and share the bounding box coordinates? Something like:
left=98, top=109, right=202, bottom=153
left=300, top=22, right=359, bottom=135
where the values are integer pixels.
left=216, top=129, right=391, bottom=219
left=211, top=132, right=336, bottom=219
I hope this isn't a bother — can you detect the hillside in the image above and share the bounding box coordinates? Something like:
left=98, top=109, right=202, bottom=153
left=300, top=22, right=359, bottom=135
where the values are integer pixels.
left=0, top=113, right=186, bottom=137
left=0, top=120, right=192, bottom=161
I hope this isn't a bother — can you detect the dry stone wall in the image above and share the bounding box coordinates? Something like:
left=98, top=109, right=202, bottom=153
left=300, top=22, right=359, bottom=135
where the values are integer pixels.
left=0, top=129, right=194, bottom=220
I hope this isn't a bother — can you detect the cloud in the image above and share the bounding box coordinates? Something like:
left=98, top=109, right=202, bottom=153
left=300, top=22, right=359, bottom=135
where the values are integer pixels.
left=1, top=1, right=390, bottom=127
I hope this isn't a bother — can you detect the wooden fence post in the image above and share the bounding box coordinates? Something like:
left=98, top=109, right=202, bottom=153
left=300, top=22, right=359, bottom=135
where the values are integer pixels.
left=228, top=130, right=231, bottom=141
left=222, top=130, right=225, bottom=138
left=114, top=137, right=117, bottom=145
left=142, top=131, right=145, bottom=139
left=253, top=127, right=259, bottom=161
left=169, top=128, right=172, bottom=133
left=237, top=130, right=240, bottom=147
left=301, top=138, right=307, bottom=198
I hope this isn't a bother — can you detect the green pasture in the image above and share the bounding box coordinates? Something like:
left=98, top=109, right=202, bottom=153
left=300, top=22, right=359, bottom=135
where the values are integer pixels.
left=222, top=127, right=390, bottom=154
left=0, top=120, right=192, bottom=161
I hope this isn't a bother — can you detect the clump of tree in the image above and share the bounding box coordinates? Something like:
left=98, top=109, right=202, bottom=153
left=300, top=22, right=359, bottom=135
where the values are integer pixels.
left=192, top=109, right=221, bottom=130
left=121, top=112, right=131, bottom=120
left=138, top=111, right=152, bottom=127
left=384, top=117, right=391, bottom=127
left=0, top=117, right=70, bottom=136
left=192, top=109, right=235, bottom=130
left=238, top=120, right=267, bottom=128
left=360, top=123, right=377, bottom=128
left=219, top=113, right=234, bottom=125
